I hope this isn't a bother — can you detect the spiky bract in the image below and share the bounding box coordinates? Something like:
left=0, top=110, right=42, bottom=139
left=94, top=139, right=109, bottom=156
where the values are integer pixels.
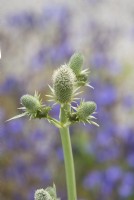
left=52, top=65, right=76, bottom=104
left=77, top=101, right=97, bottom=121
left=68, top=53, right=84, bottom=76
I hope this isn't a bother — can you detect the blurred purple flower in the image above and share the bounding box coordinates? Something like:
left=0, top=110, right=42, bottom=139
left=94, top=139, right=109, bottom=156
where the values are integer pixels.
left=6, top=11, right=38, bottom=28
left=90, top=52, right=109, bottom=69
left=83, top=170, right=102, bottom=189
left=42, top=5, right=70, bottom=25
left=108, top=60, right=122, bottom=76
left=118, top=182, right=133, bottom=198
left=100, top=181, right=113, bottom=196
left=95, top=131, right=113, bottom=147
left=49, top=43, right=73, bottom=63
left=105, top=166, right=122, bottom=183
left=30, top=129, right=46, bottom=141
left=94, top=84, right=117, bottom=106
left=0, top=77, right=19, bottom=94
left=30, top=48, right=47, bottom=71
left=122, top=128, right=134, bottom=150
left=0, top=125, right=6, bottom=138
left=6, top=119, right=24, bottom=134
left=126, top=154, right=134, bottom=167
left=50, top=104, right=60, bottom=120
left=56, top=147, right=64, bottom=161
left=118, top=172, right=134, bottom=197
left=123, top=95, right=134, bottom=108
left=29, top=164, right=52, bottom=182
left=122, top=172, right=134, bottom=185
left=96, top=145, right=120, bottom=162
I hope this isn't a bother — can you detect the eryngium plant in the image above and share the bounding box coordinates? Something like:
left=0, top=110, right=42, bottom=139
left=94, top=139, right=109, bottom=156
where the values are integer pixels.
left=8, top=53, right=99, bottom=200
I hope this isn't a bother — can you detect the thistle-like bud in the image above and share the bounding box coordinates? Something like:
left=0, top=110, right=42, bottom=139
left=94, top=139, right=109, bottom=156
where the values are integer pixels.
left=77, top=101, right=97, bottom=121
left=52, top=65, right=76, bottom=104
left=68, top=53, right=84, bottom=76
left=20, top=94, right=41, bottom=113
left=34, top=189, right=52, bottom=200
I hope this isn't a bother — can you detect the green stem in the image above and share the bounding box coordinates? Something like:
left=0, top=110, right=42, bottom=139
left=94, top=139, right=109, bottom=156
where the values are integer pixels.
left=59, top=104, right=77, bottom=200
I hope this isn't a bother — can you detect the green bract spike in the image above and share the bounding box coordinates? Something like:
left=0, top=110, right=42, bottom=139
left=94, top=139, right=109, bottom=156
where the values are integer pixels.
left=68, top=52, right=84, bottom=76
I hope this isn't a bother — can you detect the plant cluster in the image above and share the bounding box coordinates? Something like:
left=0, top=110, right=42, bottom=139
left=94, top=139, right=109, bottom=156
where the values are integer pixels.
left=8, top=53, right=98, bottom=200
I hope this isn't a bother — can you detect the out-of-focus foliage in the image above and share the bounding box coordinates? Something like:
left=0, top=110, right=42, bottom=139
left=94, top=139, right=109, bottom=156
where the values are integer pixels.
left=0, top=1, right=134, bottom=200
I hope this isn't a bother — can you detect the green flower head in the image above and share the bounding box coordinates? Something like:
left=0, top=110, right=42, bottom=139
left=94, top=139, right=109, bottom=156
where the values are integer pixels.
left=34, top=184, right=60, bottom=200
left=20, top=94, right=41, bottom=114
left=77, top=101, right=97, bottom=121
left=52, top=65, right=76, bottom=104
left=68, top=52, right=84, bottom=76
left=7, top=92, right=52, bottom=121
left=68, top=53, right=93, bottom=88
left=66, top=100, right=99, bottom=127
left=34, top=189, right=51, bottom=200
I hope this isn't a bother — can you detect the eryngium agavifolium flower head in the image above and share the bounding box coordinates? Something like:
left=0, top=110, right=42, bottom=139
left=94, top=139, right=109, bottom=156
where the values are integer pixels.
left=68, top=53, right=84, bottom=76
left=34, top=189, right=52, bottom=200
left=20, top=94, right=41, bottom=113
left=77, top=101, right=97, bottom=121
left=52, top=65, right=76, bottom=104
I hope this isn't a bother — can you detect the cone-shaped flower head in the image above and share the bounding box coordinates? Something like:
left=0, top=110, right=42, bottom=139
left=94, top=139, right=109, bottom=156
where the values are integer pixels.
left=34, top=189, right=52, bottom=200
left=52, top=65, right=76, bottom=104
left=20, top=94, right=41, bottom=113
left=77, top=101, right=97, bottom=121
left=68, top=53, right=84, bottom=76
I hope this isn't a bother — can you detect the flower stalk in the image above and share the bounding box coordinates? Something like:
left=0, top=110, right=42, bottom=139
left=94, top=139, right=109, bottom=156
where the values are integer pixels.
left=59, top=104, right=77, bottom=200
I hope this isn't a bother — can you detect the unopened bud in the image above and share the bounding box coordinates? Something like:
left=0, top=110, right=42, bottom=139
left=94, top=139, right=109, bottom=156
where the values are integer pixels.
left=68, top=53, right=84, bottom=76
left=20, top=94, right=41, bottom=113
left=77, top=101, right=97, bottom=121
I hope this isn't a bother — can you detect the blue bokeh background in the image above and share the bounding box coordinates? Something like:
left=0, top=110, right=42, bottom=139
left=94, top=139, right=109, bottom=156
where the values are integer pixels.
left=1, top=1, right=134, bottom=200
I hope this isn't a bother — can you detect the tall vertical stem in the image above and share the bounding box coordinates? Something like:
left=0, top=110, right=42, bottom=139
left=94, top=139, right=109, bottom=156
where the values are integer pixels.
left=59, top=104, right=77, bottom=200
